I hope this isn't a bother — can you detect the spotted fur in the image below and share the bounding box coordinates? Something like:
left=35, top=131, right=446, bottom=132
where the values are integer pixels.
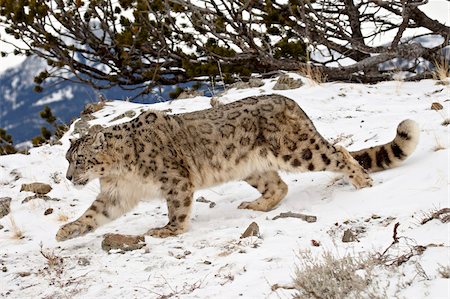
left=56, top=95, right=419, bottom=241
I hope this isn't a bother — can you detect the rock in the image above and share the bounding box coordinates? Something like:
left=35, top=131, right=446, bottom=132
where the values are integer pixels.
left=272, top=211, right=317, bottom=222
left=73, top=118, right=90, bottom=136
left=240, top=222, right=260, bottom=239
left=431, top=102, right=443, bottom=110
left=81, top=114, right=96, bottom=121
left=231, top=78, right=264, bottom=89
left=77, top=257, right=90, bottom=266
left=22, top=195, right=59, bottom=204
left=273, top=75, right=303, bottom=90
left=0, top=224, right=3, bottom=230
left=17, top=272, right=31, bottom=277
left=10, top=170, right=21, bottom=181
left=101, top=234, right=146, bottom=252
left=342, top=229, right=356, bottom=243
left=177, top=90, right=204, bottom=99
left=44, top=208, right=53, bottom=216
left=20, top=183, right=52, bottom=195
left=110, top=110, right=137, bottom=122
left=311, top=239, right=321, bottom=247
left=81, top=101, right=106, bottom=115
left=0, top=197, right=12, bottom=219
left=196, top=196, right=216, bottom=208
left=172, top=250, right=192, bottom=259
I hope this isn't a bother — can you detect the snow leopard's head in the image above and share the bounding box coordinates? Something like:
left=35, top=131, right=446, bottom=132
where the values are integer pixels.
left=65, top=125, right=110, bottom=186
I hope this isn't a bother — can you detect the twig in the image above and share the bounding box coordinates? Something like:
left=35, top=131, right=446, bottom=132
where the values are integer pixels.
left=393, top=222, right=400, bottom=243
left=271, top=283, right=296, bottom=291
left=378, top=222, right=429, bottom=266
left=379, top=222, right=400, bottom=259
left=391, top=245, right=427, bottom=266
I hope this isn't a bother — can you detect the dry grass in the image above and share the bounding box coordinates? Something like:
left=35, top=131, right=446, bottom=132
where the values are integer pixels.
left=433, top=58, right=449, bottom=84
left=437, top=264, right=450, bottom=279
left=441, top=119, right=450, bottom=126
left=433, top=135, right=447, bottom=152
left=8, top=215, right=24, bottom=239
left=136, top=274, right=206, bottom=299
left=298, top=63, right=327, bottom=85
left=37, top=243, right=89, bottom=297
left=419, top=207, right=450, bottom=225
left=293, top=250, right=385, bottom=299
left=39, top=243, right=64, bottom=271
left=57, top=213, right=69, bottom=222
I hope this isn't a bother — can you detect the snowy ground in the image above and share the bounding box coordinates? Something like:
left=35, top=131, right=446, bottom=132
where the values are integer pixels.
left=0, top=75, right=449, bottom=298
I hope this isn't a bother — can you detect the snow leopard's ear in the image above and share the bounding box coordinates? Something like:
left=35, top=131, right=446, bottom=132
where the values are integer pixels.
left=88, top=125, right=105, bottom=151
left=92, top=131, right=106, bottom=152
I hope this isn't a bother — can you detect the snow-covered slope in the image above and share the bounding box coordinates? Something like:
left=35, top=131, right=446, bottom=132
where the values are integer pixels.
left=0, top=76, right=448, bottom=298
left=0, top=56, right=203, bottom=144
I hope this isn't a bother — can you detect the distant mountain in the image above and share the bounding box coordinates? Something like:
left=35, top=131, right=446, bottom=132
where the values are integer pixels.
left=0, top=56, right=203, bottom=144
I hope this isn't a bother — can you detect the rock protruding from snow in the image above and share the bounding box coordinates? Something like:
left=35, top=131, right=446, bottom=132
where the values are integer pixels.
left=196, top=196, right=216, bottom=208
left=73, top=114, right=96, bottom=136
left=20, top=183, right=57, bottom=204
left=273, top=75, right=303, bottom=90
left=44, top=208, right=53, bottom=215
left=81, top=101, right=106, bottom=115
left=110, top=110, right=136, bottom=122
left=431, top=102, right=443, bottom=110
left=0, top=197, right=11, bottom=219
left=272, top=211, right=317, bottom=223
left=342, top=229, right=356, bottom=243
left=231, top=78, right=264, bottom=89
left=101, top=234, right=146, bottom=252
left=177, top=89, right=204, bottom=99
left=20, top=182, right=52, bottom=195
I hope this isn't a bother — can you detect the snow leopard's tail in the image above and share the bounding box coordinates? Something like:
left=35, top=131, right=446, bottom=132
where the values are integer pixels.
left=350, top=120, right=420, bottom=172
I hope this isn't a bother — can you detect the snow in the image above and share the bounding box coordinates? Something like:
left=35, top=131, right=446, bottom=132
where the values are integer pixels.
left=0, top=75, right=449, bottom=298
left=33, top=87, right=74, bottom=107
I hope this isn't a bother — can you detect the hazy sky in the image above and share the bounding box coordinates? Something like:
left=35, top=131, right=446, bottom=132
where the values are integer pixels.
left=0, top=1, right=448, bottom=74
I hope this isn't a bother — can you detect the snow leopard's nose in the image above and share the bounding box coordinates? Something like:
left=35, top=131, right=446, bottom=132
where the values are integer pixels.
left=66, top=174, right=73, bottom=181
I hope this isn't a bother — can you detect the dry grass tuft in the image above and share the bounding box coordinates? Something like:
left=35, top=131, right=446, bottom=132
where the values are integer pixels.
left=8, top=215, right=24, bottom=239
left=39, top=243, right=64, bottom=271
left=437, top=264, right=450, bottom=279
left=441, top=119, right=450, bottom=126
left=419, top=207, right=450, bottom=225
left=57, top=213, right=69, bottom=222
left=298, top=64, right=327, bottom=85
left=433, top=135, right=447, bottom=152
left=433, top=58, right=449, bottom=84
left=293, top=250, right=384, bottom=299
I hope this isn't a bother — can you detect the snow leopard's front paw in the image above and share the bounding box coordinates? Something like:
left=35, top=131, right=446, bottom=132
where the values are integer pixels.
left=56, top=220, right=94, bottom=241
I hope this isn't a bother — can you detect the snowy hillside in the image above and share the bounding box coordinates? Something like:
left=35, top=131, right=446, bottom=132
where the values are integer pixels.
left=0, top=56, right=203, bottom=144
left=0, top=75, right=448, bottom=298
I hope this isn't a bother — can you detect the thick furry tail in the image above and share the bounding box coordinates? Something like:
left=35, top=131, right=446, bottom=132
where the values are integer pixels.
left=350, top=120, right=419, bottom=172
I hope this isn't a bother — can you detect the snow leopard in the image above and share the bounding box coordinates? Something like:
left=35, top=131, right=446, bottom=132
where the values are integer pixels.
left=56, top=94, right=419, bottom=241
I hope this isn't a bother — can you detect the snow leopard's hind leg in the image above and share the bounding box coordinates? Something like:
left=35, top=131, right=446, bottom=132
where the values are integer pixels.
left=239, top=171, right=288, bottom=212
